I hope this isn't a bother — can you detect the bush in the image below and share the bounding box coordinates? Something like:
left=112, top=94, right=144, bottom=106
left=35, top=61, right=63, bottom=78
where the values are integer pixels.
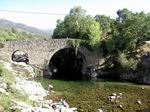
left=118, top=52, right=138, bottom=72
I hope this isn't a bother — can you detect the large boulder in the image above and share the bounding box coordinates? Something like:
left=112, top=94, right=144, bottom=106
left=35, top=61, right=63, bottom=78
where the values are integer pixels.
left=120, top=53, right=150, bottom=84
left=14, top=77, right=48, bottom=101
left=82, top=66, right=98, bottom=80
left=135, top=53, right=150, bottom=84
left=11, top=62, right=36, bottom=78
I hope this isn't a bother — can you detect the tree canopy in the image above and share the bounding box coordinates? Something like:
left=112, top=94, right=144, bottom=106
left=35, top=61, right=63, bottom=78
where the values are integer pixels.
left=95, top=15, right=114, bottom=38
left=53, top=7, right=150, bottom=52
left=53, top=6, right=102, bottom=46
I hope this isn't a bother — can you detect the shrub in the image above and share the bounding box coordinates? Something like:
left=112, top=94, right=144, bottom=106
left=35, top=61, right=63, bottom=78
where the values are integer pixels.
left=118, top=52, right=138, bottom=71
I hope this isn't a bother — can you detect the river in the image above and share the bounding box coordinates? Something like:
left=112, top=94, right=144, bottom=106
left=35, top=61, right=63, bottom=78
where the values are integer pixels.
left=36, top=78, right=150, bottom=112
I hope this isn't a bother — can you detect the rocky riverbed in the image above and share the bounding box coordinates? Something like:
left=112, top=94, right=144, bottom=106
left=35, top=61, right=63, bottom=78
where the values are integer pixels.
left=0, top=60, right=77, bottom=112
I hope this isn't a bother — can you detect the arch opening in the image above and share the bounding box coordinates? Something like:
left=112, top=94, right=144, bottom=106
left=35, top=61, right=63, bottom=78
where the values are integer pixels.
left=49, top=48, right=86, bottom=80
left=11, top=50, right=29, bottom=64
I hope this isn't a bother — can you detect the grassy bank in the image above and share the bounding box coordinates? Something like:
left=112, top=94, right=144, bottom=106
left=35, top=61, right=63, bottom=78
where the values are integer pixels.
left=37, top=78, right=150, bottom=112
left=0, top=63, right=32, bottom=111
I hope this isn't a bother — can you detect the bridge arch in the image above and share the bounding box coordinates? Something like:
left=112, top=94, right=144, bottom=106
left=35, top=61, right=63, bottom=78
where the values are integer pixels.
left=48, top=47, right=87, bottom=80
left=11, top=50, right=29, bottom=64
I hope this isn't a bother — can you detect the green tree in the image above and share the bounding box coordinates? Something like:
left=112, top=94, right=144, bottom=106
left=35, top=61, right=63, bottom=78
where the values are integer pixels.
left=95, top=15, right=114, bottom=38
left=53, top=6, right=102, bottom=47
left=116, top=8, right=133, bottom=23
left=69, top=6, right=86, bottom=16
left=101, top=9, right=150, bottom=76
left=114, top=9, right=150, bottom=52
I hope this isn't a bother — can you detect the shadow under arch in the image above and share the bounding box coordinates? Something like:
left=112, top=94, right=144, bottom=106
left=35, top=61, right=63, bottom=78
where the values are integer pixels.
left=49, top=47, right=87, bottom=80
left=11, top=50, right=29, bottom=64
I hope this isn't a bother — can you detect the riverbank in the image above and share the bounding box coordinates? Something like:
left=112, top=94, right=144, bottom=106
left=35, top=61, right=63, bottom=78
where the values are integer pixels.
left=0, top=60, right=77, bottom=112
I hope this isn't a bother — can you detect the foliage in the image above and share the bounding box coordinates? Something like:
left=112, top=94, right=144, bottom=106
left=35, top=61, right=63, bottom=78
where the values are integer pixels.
left=96, top=9, right=150, bottom=76
left=53, top=7, right=150, bottom=53
left=97, top=8, right=150, bottom=55
left=69, top=6, right=86, bottom=16
left=114, top=9, right=150, bottom=51
left=118, top=52, right=138, bottom=71
left=95, top=15, right=114, bottom=38
left=0, top=27, right=42, bottom=41
left=69, top=39, right=82, bottom=54
left=53, top=6, right=102, bottom=47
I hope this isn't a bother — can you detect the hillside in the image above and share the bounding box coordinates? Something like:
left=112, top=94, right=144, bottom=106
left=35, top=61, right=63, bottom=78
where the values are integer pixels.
left=0, top=18, right=52, bottom=38
left=0, top=27, right=44, bottom=41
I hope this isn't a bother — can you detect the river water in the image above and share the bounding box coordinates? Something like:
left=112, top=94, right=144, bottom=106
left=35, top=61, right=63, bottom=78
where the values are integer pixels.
left=36, top=77, right=150, bottom=112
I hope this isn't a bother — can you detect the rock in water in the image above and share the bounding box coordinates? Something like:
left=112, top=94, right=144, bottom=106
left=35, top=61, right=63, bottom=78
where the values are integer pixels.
left=83, top=66, right=98, bottom=80
left=137, top=99, right=142, bottom=105
left=97, top=109, right=103, bottom=112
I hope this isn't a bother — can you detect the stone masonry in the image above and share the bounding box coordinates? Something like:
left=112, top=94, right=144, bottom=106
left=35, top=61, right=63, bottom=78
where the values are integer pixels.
left=0, top=39, right=103, bottom=70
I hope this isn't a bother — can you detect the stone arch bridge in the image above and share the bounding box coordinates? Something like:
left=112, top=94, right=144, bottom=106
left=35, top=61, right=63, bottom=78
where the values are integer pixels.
left=0, top=39, right=103, bottom=77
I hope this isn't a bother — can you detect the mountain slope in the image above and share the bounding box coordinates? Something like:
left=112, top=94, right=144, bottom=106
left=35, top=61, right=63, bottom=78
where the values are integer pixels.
left=0, top=18, right=52, bottom=37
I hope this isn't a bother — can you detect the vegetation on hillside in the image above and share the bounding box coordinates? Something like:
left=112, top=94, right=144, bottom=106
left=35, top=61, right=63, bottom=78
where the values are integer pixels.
left=0, top=18, right=51, bottom=38
left=0, top=63, right=31, bottom=111
left=0, top=27, right=44, bottom=41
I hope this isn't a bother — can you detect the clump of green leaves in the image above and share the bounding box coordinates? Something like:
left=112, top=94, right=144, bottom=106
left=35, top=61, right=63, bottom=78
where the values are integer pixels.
left=68, top=39, right=82, bottom=54
left=118, top=52, right=138, bottom=71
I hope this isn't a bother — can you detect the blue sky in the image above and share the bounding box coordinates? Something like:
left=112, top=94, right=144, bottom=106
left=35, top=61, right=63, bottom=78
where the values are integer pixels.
left=0, top=0, right=150, bottom=29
